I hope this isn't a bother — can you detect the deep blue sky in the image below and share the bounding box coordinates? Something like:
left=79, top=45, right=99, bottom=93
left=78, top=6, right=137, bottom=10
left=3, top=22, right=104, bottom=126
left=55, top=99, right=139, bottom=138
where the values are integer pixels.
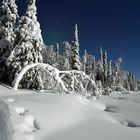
left=18, top=0, right=140, bottom=79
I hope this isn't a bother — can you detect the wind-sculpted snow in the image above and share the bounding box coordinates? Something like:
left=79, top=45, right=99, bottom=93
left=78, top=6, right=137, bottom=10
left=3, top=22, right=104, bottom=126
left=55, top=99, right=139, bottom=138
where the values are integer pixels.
left=0, top=100, right=13, bottom=140
left=13, top=63, right=100, bottom=96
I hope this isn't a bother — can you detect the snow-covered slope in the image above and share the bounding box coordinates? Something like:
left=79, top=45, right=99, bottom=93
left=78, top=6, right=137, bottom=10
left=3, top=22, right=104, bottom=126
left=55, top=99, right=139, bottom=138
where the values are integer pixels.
left=0, top=85, right=140, bottom=140
left=0, top=100, right=13, bottom=140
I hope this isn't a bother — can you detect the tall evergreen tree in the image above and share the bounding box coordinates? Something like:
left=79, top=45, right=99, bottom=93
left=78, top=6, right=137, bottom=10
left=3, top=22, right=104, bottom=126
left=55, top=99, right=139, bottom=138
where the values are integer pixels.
left=126, top=75, right=131, bottom=91
left=62, top=41, right=71, bottom=70
left=103, top=51, right=108, bottom=80
left=106, top=60, right=114, bottom=87
left=108, top=60, right=112, bottom=76
left=96, top=47, right=104, bottom=83
left=82, top=49, right=87, bottom=73
left=0, top=0, right=18, bottom=81
left=84, top=53, right=94, bottom=75
left=71, top=24, right=81, bottom=70
left=55, top=43, right=59, bottom=59
left=43, top=45, right=55, bottom=66
left=62, top=41, right=71, bottom=60
left=99, top=47, right=104, bottom=72
left=91, top=56, right=96, bottom=80
left=113, top=58, right=123, bottom=86
left=6, top=0, right=44, bottom=86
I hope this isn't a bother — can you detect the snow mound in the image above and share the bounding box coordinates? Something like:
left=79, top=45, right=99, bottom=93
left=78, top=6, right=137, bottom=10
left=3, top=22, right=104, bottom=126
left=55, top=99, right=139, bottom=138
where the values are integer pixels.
left=7, top=98, right=16, bottom=103
left=76, top=95, right=90, bottom=105
left=0, top=100, right=13, bottom=140
left=120, top=120, right=140, bottom=128
left=20, top=116, right=39, bottom=133
left=104, top=106, right=119, bottom=113
left=20, top=123, right=36, bottom=133
left=14, top=107, right=27, bottom=116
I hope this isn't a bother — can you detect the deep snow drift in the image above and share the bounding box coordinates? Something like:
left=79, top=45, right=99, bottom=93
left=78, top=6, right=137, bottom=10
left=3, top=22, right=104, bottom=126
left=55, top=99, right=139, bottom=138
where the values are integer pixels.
left=0, top=100, right=13, bottom=140
left=0, top=85, right=140, bottom=140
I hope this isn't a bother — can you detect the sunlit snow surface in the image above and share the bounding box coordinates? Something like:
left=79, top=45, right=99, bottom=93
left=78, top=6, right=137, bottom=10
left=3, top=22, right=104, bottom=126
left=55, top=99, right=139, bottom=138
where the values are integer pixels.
left=0, top=85, right=140, bottom=140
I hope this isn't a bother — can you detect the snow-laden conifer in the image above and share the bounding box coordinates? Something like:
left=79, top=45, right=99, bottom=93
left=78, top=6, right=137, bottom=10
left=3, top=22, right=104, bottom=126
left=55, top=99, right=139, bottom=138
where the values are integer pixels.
left=83, top=49, right=87, bottom=73
left=103, top=51, right=108, bottom=79
left=0, top=0, right=18, bottom=43
left=6, top=0, right=44, bottom=86
left=71, top=24, right=81, bottom=70
left=0, top=0, right=18, bottom=81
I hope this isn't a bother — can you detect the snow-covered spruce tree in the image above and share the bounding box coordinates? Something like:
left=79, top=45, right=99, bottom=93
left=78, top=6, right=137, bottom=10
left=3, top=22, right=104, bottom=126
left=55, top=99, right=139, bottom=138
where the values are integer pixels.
left=108, top=60, right=112, bottom=76
left=42, top=44, right=48, bottom=63
left=62, top=41, right=71, bottom=70
left=103, top=51, right=108, bottom=81
left=106, top=60, right=113, bottom=87
left=56, top=55, right=70, bottom=71
left=133, top=74, right=139, bottom=91
left=82, top=49, right=87, bottom=73
left=71, top=24, right=81, bottom=70
left=138, top=81, right=140, bottom=91
left=0, top=0, right=18, bottom=42
left=96, top=47, right=104, bottom=83
left=127, top=72, right=138, bottom=91
left=85, top=53, right=95, bottom=75
left=53, top=43, right=67, bottom=70
left=126, top=72, right=133, bottom=91
left=54, top=43, right=60, bottom=63
left=113, top=58, right=125, bottom=91
left=61, top=56, right=70, bottom=70
left=6, top=0, right=44, bottom=88
left=43, top=45, right=56, bottom=66
left=62, top=41, right=71, bottom=60
left=0, top=0, right=18, bottom=81
left=91, top=56, right=96, bottom=80
left=117, top=67, right=138, bottom=92
left=99, top=47, right=104, bottom=72
left=134, top=79, right=138, bottom=91
left=125, top=75, right=131, bottom=91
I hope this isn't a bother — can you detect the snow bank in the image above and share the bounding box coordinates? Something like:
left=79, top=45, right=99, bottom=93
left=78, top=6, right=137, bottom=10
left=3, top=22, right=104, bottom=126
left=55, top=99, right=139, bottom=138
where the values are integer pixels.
left=0, top=100, right=13, bottom=140
left=7, top=98, right=16, bottom=103
left=14, top=107, right=27, bottom=116
left=20, top=115, right=39, bottom=133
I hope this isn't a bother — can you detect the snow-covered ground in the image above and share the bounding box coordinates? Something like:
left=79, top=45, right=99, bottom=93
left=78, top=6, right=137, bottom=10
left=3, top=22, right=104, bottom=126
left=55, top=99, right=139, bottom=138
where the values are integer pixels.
left=0, top=100, right=13, bottom=140
left=0, top=85, right=140, bottom=140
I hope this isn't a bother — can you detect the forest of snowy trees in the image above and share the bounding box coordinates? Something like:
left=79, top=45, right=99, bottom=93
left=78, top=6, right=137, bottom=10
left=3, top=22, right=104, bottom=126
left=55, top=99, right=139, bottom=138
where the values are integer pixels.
left=0, top=0, right=139, bottom=96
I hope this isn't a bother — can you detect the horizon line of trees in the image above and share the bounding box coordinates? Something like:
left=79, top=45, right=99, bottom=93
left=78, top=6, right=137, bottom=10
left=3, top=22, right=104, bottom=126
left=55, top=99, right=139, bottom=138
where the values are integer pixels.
left=43, top=39, right=140, bottom=92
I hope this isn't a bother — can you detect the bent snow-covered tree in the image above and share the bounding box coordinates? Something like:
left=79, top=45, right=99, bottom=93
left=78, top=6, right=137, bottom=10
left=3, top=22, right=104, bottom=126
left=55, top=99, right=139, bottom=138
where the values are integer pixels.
left=6, top=0, right=44, bottom=87
left=12, top=63, right=100, bottom=97
left=71, top=24, right=81, bottom=71
left=0, top=0, right=18, bottom=81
